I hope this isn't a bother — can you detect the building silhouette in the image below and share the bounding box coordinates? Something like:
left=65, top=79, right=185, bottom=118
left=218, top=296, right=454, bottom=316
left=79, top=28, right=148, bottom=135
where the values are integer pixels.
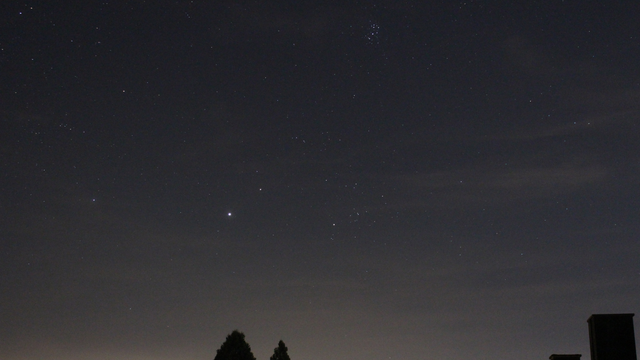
left=549, top=314, right=637, bottom=360
left=588, top=314, right=637, bottom=360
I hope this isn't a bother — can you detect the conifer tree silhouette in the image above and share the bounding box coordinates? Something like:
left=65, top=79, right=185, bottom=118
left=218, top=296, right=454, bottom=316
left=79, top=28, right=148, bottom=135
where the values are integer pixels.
left=270, top=340, right=291, bottom=360
left=214, top=330, right=256, bottom=360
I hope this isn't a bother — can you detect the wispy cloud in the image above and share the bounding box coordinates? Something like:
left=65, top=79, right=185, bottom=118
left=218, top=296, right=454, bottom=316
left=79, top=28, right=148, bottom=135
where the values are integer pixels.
left=386, top=161, right=607, bottom=210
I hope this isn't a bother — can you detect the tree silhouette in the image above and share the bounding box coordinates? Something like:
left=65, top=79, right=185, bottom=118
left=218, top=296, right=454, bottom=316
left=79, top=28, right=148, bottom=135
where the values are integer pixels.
left=270, top=340, right=291, bottom=360
left=214, top=330, right=256, bottom=360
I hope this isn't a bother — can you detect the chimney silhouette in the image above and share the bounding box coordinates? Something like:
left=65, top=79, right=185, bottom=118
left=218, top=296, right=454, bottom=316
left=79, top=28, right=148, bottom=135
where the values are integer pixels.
left=588, top=314, right=637, bottom=360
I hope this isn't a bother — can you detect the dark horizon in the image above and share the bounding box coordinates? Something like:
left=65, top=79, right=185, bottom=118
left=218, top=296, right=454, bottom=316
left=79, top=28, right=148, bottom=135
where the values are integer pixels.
left=1, top=1, right=639, bottom=360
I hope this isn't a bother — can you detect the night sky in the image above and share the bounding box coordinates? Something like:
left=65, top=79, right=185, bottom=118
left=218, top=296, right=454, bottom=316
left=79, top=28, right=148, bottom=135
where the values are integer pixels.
left=1, top=1, right=639, bottom=360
